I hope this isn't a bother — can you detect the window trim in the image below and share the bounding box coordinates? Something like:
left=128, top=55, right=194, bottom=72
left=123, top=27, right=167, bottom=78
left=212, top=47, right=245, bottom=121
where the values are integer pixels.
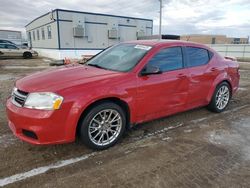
left=141, top=46, right=185, bottom=74
left=184, top=46, right=211, bottom=68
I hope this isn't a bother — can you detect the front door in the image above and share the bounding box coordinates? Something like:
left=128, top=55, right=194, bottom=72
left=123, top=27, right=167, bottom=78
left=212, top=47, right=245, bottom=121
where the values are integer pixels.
left=136, top=46, right=189, bottom=122
left=5, top=44, right=22, bottom=57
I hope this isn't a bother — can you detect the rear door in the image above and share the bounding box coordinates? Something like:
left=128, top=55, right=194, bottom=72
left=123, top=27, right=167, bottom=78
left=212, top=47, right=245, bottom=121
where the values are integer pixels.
left=136, top=46, right=189, bottom=122
left=185, top=46, right=219, bottom=107
left=0, top=44, right=6, bottom=56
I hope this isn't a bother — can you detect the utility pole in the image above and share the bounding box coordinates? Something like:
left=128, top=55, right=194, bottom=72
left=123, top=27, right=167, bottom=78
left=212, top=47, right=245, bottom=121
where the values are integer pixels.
left=159, top=0, right=162, bottom=40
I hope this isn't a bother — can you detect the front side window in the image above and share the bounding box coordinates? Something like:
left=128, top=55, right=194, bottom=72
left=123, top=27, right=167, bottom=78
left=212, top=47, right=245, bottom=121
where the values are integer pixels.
left=147, top=47, right=183, bottom=72
left=86, top=44, right=151, bottom=72
left=186, top=47, right=209, bottom=67
left=33, top=31, right=35, bottom=41
left=37, top=29, right=40, bottom=40
left=41, top=27, right=45, bottom=40
left=47, top=25, right=52, bottom=39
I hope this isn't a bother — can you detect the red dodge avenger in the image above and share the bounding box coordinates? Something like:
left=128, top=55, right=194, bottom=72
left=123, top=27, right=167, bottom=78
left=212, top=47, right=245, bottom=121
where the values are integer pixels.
left=6, top=40, right=240, bottom=149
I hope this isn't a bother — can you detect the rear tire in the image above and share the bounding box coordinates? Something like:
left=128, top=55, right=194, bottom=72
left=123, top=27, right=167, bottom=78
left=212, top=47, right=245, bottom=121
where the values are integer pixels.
left=207, top=82, right=231, bottom=113
left=23, top=52, right=32, bottom=59
left=79, top=102, right=126, bottom=150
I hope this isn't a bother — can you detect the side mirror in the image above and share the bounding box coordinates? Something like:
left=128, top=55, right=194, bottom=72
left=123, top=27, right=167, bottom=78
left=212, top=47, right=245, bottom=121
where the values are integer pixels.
left=140, top=65, right=162, bottom=76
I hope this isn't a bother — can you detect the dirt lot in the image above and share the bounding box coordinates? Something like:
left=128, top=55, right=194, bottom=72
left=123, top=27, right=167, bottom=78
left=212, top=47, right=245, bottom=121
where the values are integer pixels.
left=0, top=58, right=250, bottom=188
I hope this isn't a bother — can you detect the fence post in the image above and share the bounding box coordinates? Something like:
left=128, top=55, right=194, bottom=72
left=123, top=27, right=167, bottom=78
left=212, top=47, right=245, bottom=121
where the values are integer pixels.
left=243, top=45, right=246, bottom=58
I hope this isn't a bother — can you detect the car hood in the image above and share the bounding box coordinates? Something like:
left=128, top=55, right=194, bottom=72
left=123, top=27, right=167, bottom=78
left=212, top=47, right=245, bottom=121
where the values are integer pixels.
left=16, top=64, right=122, bottom=93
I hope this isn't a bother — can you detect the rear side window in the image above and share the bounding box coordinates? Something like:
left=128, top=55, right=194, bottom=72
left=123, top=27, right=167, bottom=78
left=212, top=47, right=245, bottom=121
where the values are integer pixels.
left=0, top=44, right=6, bottom=49
left=186, top=47, right=209, bottom=67
left=147, top=47, right=183, bottom=72
left=208, top=51, right=214, bottom=59
left=6, top=44, right=17, bottom=49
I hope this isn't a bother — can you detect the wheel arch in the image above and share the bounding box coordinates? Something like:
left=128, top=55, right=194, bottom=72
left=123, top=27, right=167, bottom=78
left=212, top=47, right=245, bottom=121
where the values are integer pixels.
left=220, top=80, right=232, bottom=95
left=23, top=51, right=32, bottom=57
left=75, top=97, right=131, bottom=137
left=207, top=78, right=233, bottom=103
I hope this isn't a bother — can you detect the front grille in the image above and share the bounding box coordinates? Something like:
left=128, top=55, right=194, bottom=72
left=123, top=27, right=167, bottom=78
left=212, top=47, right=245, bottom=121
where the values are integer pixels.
left=12, top=88, right=28, bottom=107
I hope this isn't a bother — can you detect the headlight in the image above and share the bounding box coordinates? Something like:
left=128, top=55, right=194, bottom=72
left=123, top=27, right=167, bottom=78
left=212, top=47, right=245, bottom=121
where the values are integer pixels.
left=24, top=92, right=63, bottom=110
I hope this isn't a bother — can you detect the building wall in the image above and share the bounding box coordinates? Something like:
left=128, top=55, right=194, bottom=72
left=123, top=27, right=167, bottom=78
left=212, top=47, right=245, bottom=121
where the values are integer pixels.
left=26, top=9, right=153, bottom=56
left=26, top=10, right=59, bottom=49
left=226, top=37, right=249, bottom=44
left=0, top=30, right=22, bottom=45
left=208, top=44, right=250, bottom=58
left=57, top=9, right=153, bottom=49
left=181, top=35, right=249, bottom=44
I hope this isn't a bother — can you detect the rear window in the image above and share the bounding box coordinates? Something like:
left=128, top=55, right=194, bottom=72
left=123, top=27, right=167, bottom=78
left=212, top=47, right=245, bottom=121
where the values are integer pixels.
left=186, top=47, right=210, bottom=67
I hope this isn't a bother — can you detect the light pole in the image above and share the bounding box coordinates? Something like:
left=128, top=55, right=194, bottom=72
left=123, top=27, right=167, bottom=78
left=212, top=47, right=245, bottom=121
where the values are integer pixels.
left=159, top=0, right=162, bottom=40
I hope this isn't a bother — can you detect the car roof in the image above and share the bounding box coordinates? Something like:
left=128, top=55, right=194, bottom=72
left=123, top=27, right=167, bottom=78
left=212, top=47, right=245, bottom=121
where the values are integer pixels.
left=124, top=39, right=210, bottom=48
left=0, top=42, right=16, bottom=45
left=0, top=40, right=14, bottom=43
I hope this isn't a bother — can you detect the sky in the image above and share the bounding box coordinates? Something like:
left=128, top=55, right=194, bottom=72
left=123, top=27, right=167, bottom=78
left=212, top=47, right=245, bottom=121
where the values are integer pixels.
left=0, top=0, right=249, bottom=38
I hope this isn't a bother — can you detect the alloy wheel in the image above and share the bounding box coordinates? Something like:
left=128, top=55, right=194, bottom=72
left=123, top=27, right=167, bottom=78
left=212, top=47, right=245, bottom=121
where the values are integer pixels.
left=88, top=109, right=122, bottom=146
left=215, top=85, right=230, bottom=110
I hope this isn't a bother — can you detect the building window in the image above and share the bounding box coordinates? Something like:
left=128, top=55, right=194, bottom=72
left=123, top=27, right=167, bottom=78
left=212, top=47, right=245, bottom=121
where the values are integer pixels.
left=41, top=27, right=45, bottom=40
left=33, top=31, right=35, bottom=41
left=47, top=25, right=52, bottom=39
left=37, top=29, right=40, bottom=40
left=212, top=37, right=216, bottom=44
left=233, top=38, right=240, bottom=44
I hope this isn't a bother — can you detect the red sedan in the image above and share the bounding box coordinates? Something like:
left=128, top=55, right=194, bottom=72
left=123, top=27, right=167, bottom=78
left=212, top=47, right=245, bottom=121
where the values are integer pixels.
left=6, top=40, right=240, bottom=150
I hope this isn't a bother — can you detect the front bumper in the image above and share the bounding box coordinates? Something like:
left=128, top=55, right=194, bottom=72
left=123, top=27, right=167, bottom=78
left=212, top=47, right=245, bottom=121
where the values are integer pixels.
left=32, top=52, right=38, bottom=57
left=6, top=98, right=76, bottom=145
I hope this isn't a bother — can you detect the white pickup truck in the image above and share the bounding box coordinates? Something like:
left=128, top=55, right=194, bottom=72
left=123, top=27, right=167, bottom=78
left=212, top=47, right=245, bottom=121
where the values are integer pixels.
left=0, top=43, right=38, bottom=58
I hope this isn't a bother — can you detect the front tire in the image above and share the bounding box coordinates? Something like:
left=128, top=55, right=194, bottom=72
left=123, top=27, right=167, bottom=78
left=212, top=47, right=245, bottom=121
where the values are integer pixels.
left=207, top=82, right=231, bottom=113
left=80, top=102, right=126, bottom=150
left=23, top=52, right=32, bottom=59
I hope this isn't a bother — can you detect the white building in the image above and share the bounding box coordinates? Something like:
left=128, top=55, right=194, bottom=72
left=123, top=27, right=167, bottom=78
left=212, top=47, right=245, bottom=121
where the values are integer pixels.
left=25, top=9, right=153, bottom=59
left=0, top=30, right=22, bottom=45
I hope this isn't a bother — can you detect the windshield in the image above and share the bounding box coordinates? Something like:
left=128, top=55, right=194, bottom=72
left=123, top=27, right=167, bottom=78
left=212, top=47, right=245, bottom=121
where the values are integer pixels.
left=86, top=43, right=152, bottom=72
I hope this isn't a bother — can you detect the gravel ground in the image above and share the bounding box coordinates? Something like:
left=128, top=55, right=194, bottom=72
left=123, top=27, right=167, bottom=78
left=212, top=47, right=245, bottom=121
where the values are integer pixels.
left=0, top=57, right=250, bottom=188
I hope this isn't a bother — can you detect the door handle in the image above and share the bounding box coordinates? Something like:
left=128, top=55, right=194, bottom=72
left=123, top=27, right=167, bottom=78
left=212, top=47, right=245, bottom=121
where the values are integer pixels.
left=177, top=73, right=186, bottom=78
left=210, top=67, right=217, bottom=72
